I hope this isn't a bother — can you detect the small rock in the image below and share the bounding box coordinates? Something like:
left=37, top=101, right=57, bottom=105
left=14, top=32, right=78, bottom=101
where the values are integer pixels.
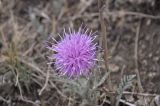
left=155, top=95, right=160, bottom=106
left=109, top=64, right=120, bottom=73
left=148, top=72, right=156, bottom=78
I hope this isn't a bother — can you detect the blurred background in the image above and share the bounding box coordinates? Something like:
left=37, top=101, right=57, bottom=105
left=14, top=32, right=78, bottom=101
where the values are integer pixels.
left=0, top=0, right=160, bottom=106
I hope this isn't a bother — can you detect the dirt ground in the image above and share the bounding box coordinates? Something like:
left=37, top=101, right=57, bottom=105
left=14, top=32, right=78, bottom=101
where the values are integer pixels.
left=0, top=0, right=160, bottom=106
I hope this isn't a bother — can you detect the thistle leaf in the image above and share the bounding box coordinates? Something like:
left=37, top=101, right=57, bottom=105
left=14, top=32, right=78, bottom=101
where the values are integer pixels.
left=116, top=75, right=136, bottom=106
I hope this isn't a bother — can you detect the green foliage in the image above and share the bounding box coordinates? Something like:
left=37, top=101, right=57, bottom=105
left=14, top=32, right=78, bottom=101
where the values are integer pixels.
left=61, top=71, right=109, bottom=105
left=17, top=63, right=32, bottom=92
left=116, top=75, right=136, bottom=106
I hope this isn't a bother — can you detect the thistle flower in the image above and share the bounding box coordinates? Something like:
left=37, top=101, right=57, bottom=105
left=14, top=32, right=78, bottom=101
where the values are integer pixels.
left=47, top=27, right=97, bottom=78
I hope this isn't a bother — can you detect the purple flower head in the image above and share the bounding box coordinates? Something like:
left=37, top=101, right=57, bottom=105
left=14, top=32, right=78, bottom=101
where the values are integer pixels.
left=47, top=27, right=97, bottom=78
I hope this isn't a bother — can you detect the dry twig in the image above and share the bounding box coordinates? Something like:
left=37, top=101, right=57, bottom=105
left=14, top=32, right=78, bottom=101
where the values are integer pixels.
left=105, top=10, right=160, bottom=19
left=0, top=27, right=8, bottom=48
left=78, top=0, right=94, bottom=15
left=98, top=0, right=115, bottom=105
left=0, top=96, right=8, bottom=103
left=39, top=66, right=50, bottom=95
left=134, top=20, right=143, bottom=92
left=103, top=88, right=158, bottom=97
left=98, top=0, right=112, bottom=90
left=15, top=68, right=24, bottom=100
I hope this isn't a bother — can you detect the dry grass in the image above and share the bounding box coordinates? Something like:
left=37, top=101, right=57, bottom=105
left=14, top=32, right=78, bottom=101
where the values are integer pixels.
left=0, top=0, right=160, bottom=106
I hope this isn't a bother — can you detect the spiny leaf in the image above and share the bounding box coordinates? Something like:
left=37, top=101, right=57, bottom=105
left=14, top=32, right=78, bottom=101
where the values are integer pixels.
left=116, top=75, right=136, bottom=106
